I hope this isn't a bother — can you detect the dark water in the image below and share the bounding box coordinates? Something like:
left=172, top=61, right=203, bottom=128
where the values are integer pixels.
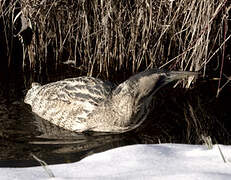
left=0, top=74, right=231, bottom=167
left=0, top=97, right=136, bottom=167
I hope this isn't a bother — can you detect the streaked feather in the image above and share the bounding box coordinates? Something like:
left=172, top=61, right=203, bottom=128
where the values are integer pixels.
left=25, top=77, right=114, bottom=132
left=25, top=69, right=198, bottom=133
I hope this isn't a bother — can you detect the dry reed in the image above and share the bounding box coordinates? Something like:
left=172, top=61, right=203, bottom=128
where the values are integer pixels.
left=1, top=0, right=230, bottom=88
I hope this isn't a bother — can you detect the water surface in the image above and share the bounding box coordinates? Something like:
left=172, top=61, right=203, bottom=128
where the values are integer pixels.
left=0, top=77, right=231, bottom=167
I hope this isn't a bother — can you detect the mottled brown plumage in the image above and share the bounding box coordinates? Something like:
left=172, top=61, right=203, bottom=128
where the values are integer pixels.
left=24, top=69, right=198, bottom=133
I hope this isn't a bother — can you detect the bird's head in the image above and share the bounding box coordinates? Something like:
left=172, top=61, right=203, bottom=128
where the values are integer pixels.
left=113, top=69, right=198, bottom=104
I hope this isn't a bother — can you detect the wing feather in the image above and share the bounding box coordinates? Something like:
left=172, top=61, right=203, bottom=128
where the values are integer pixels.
left=24, top=77, right=114, bottom=131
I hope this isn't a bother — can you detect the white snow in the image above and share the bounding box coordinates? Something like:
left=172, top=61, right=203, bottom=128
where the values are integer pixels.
left=1, top=144, right=231, bottom=180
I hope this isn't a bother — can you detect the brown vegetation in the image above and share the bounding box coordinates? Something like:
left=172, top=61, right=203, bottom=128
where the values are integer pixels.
left=0, top=0, right=230, bottom=89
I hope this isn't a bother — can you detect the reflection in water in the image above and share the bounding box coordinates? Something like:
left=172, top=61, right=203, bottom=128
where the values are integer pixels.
left=0, top=94, right=138, bottom=167
left=0, top=80, right=231, bottom=167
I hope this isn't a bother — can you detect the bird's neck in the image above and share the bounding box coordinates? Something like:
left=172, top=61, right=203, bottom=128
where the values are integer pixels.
left=87, top=94, right=134, bottom=132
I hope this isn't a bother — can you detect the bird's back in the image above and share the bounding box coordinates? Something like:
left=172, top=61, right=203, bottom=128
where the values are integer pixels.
left=24, top=77, right=114, bottom=132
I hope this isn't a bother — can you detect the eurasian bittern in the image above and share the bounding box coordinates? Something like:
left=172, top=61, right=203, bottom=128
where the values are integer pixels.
left=24, top=69, right=198, bottom=133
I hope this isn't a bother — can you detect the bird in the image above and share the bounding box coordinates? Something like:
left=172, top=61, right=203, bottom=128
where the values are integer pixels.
left=24, top=69, right=198, bottom=133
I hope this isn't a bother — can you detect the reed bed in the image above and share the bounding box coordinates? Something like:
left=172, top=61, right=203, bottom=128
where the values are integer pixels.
left=0, top=0, right=20, bottom=68
left=1, top=0, right=230, bottom=87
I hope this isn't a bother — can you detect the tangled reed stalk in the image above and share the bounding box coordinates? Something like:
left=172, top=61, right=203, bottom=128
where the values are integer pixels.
left=1, top=0, right=230, bottom=86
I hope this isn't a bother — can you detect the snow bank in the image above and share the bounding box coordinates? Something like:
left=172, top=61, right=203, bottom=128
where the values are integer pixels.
left=1, top=144, right=231, bottom=180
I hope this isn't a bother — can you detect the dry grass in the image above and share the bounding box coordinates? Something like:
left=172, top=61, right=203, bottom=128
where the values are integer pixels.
left=0, top=0, right=19, bottom=67
left=31, top=153, right=55, bottom=177
left=1, top=0, right=230, bottom=87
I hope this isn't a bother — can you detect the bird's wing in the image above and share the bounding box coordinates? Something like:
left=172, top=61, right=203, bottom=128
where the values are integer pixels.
left=25, top=77, right=114, bottom=131
left=40, top=77, right=113, bottom=103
